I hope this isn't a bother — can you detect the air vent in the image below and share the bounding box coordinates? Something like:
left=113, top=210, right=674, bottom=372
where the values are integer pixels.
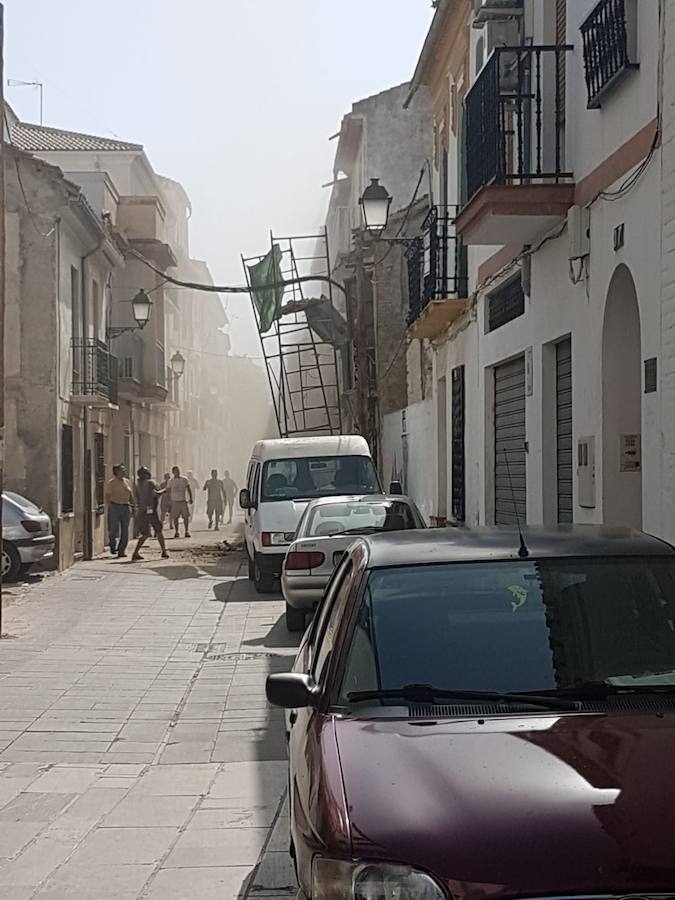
left=409, top=703, right=539, bottom=718
left=408, top=695, right=675, bottom=719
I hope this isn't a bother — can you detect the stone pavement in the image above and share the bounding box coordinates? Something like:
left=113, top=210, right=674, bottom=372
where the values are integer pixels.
left=0, top=522, right=300, bottom=899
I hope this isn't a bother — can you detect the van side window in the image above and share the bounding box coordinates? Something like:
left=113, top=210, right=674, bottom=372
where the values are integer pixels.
left=251, top=463, right=261, bottom=504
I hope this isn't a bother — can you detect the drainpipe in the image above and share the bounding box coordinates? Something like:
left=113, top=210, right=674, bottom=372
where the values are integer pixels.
left=80, top=233, right=104, bottom=561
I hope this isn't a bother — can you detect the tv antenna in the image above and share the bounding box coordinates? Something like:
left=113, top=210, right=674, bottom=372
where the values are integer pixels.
left=7, top=78, right=43, bottom=124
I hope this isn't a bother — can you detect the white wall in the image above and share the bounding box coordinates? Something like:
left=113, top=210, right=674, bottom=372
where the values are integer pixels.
left=382, top=400, right=435, bottom=524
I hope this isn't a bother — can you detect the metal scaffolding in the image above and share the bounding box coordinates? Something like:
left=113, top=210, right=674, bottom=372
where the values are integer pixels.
left=242, top=229, right=344, bottom=438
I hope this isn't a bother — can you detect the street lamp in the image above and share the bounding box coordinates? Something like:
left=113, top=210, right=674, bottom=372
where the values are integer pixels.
left=170, top=351, right=186, bottom=379
left=359, top=178, right=392, bottom=235
left=107, top=289, right=152, bottom=338
left=131, top=289, right=152, bottom=328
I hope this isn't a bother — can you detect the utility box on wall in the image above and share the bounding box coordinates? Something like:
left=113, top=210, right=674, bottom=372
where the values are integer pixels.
left=577, top=436, right=596, bottom=508
left=568, top=205, right=591, bottom=260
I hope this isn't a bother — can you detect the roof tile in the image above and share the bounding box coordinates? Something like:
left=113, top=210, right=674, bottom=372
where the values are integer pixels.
left=10, top=122, right=142, bottom=153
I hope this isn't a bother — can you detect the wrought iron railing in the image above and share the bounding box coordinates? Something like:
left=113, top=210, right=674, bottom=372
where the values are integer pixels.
left=580, top=0, right=637, bottom=109
left=72, top=339, right=118, bottom=404
left=465, top=45, right=573, bottom=201
left=406, top=206, right=468, bottom=325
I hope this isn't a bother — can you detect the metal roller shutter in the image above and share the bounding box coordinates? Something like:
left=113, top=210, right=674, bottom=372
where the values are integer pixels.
left=494, top=356, right=526, bottom=525
left=451, top=365, right=465, bottom=523
left=556, top=338, right=573, bottom=523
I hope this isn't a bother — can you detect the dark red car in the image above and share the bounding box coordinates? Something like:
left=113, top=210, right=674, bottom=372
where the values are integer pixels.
left=267, top=526, right=675, bottom=900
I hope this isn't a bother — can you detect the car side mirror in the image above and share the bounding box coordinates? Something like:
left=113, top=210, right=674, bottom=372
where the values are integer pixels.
left=239, top=488, right=252, bottom=510
left=266, top=673, right=319, bottom=709
left=389, top=480, right=403, bottom=496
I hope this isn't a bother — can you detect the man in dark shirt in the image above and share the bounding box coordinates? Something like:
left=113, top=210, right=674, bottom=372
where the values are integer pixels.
left=203, top=469, right=225, bottom=531
left=132, top=467, right=169, bottom=562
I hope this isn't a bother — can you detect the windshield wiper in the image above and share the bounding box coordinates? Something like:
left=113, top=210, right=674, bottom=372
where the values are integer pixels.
left=347, top=683, right=580, bottom=711
left=340, top=526, right=386, bottom=535
left=552, top=681, right=675, bottom=698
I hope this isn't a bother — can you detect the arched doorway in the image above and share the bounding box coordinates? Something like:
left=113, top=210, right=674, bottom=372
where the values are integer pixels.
left=602, top=264, right=642, bottom=529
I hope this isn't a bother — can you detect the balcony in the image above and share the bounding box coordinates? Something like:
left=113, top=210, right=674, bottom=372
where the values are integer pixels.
left=110, top=333, right=170, bottom=403
left=456, top=45, right=575, bottom=246
left=581, top=0, right=638, bottom=109
left=406, top=207, right=469, bottom=339
left=71, top=339, right=118, bottom=408
left=117, top=196, right=177, bottom=269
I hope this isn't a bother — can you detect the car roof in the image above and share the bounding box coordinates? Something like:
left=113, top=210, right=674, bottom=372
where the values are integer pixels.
left=356, top=525, right=675, bottom=568
left=251, top=435, right=371, bottom=461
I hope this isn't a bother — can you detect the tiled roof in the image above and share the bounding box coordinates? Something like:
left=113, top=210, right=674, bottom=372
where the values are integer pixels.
left=10, top=121, right=142, bottom=152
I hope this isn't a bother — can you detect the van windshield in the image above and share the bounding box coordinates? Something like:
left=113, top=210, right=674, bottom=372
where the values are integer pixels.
left=261, top=455, right=379, bottom=502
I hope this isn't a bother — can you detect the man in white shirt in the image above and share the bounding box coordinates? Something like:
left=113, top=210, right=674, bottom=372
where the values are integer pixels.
left=169, top=466, right=193, bottom=538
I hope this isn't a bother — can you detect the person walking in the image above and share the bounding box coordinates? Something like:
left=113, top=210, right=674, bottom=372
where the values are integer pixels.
left=104, top=464, right=134, bottom=558
left=222, top=470, right=237, bottom=524
left=169, top=466, right=193, bottom=538
left=186, top=470, right=200, bottom=517
left=159, top=472, right=172, bottom=524
left=203, top=469, right=225, bottom=530
left=132, top=467, right=169, bottom=561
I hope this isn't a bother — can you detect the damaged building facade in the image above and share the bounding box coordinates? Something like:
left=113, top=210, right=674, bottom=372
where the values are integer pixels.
left=4, top=107, right=269, bottom=568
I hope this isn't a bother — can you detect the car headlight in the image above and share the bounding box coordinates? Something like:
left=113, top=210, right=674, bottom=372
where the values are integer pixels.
left=312, top=858, right=445, bottom=900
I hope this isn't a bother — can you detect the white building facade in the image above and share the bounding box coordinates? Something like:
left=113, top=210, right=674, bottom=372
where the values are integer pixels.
left=396, top=0, right=673, bottom=537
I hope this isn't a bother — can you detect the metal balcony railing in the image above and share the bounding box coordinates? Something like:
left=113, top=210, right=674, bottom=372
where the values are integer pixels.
left=72, top=339, right=118, bottom=404
left=580, top=0, right=637, bottom=109
left=465, top=44, right=573, bottom=201
left=406, top=206, right=468, bottom=325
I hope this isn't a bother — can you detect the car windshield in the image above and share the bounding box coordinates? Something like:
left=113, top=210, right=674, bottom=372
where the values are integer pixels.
left=261, top=456, right=379, bottom=502
left=4, top=491, right=41, bottom=513
left=305, top=500, right=416, bottom=537
left=339, top=556, right=675, bottom=704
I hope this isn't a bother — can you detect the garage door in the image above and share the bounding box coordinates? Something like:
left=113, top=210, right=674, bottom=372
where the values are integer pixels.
left=556, top=338, right=573, bottom=523
left=494, top=356, right=526, bottom=525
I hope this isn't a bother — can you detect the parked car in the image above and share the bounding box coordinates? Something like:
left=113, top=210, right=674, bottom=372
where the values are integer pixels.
left=240, top=435, right=401, bottom=594
left=2, top=491, right=55, bottom=581
left=281, top=494, right=425, bottom=632
left=268, top=526, right=675, bottom=900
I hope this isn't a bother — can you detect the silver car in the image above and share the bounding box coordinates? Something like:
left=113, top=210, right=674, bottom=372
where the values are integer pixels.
left=281, top=494, right=426, bottom=631
left=2, top=491, right=55, bottom=581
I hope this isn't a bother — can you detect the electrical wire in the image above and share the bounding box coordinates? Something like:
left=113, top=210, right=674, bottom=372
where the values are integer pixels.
left=126, top=244, right=349, bottom=297
left=595, top=126, right=659, bottom=203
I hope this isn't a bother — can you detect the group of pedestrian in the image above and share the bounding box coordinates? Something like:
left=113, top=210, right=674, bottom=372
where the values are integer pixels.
left=105, top=463, right=237, bottom=561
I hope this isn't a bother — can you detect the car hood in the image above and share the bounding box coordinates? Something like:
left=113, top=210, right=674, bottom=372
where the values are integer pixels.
left=258, top=500, right=311, bottom=535
left=334, top=712, right=675, bottom=899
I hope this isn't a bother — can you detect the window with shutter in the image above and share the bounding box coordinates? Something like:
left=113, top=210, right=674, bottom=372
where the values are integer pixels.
left=94, top=432, right=105, bottom=514
left=451, top=366, right=465, bottom=523
left=61, top=424, right=74, bottom=514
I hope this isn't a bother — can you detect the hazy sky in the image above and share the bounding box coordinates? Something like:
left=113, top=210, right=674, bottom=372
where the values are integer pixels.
left=5, top=1, right=433, bottom=356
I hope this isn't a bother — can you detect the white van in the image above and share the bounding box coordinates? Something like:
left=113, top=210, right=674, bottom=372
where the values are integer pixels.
left=240, top=435, right=387, bottom=595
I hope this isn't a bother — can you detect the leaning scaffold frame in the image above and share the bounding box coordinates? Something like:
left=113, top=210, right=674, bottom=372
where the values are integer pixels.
left=242, top=229, right=344, bottom=438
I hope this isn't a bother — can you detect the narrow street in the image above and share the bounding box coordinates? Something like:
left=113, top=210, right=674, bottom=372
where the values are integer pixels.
left=0, top=519, right=299, bottom=899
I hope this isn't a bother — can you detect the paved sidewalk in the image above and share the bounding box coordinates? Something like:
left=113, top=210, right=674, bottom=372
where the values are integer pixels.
left=0, top=524, right=299, bottom=899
